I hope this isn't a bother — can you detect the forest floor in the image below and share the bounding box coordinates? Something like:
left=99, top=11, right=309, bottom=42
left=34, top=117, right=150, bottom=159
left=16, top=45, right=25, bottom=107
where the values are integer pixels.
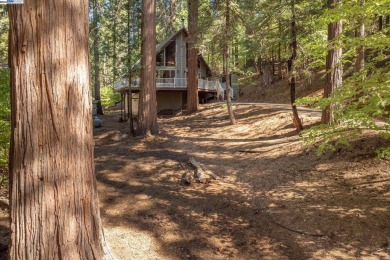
left=1, top=76, right=390, bottom=259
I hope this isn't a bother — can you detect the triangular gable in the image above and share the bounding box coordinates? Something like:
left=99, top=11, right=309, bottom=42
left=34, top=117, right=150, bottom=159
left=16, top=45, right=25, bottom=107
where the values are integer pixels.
left=132, top=28, right=188, bottom=70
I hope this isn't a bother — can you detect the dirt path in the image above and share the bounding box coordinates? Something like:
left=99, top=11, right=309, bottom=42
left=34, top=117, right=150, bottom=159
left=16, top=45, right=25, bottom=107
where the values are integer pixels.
left=94, top=103, right=390, bottom=259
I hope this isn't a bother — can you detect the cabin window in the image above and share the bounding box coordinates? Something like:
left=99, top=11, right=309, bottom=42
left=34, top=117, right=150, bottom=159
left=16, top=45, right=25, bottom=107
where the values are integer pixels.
left=165, top=41, right=176, bottom=66
left=156, top=51, right=164, bottom=67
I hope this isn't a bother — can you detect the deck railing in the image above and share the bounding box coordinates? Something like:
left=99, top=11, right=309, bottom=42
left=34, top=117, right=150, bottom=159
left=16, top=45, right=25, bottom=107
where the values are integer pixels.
left=115, top=77, right=220, bottom=91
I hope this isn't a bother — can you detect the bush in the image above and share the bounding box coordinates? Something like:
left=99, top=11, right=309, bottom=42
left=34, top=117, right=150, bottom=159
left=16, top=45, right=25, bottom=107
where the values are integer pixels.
left=0, top=68, right=10, bottom=166
left=100, top=86, right=121, bottom=108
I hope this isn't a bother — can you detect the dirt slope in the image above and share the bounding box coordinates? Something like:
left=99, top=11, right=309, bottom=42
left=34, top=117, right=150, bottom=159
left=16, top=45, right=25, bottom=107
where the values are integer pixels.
left=0, top=98, right=389, bottom=259
left=238, top=71, right=325, bottom=104
left=92, top=103, right=390, bottom=259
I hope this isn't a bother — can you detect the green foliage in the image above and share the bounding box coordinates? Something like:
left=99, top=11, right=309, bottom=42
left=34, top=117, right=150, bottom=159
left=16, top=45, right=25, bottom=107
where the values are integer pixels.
left=377, top=147, right=390, bottom=159
left=298, top=62, right=390, bottom=156
left=0, top=7, right=8, bottom=64
left=100, top=86, right=121, bottom=108
left=297, top=0, right=390, bottom=157
left=0, top=68, right=10, bottom=166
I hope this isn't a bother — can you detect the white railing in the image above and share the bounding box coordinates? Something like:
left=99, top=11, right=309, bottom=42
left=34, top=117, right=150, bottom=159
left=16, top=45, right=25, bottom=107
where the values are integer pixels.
left=156, top=78, right=174, bottom=88
left=174, top=78, right=187, bottom=88
left=119, top=77, right=220, bottom=91
left=198, top=79, right=218, bottom=91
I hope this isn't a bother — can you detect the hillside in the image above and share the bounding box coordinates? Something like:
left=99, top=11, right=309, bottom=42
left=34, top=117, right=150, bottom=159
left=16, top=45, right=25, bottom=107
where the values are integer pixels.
left=237, top=71, right=325, bottom=104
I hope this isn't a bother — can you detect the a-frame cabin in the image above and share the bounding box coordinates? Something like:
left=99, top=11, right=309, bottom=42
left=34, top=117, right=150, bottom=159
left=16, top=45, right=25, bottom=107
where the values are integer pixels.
left=114, top=27, right=221, bottom=115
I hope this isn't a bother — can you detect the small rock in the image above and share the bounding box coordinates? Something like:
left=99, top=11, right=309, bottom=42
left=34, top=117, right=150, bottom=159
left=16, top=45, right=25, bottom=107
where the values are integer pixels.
left=181, top=172, right=193, bottom=185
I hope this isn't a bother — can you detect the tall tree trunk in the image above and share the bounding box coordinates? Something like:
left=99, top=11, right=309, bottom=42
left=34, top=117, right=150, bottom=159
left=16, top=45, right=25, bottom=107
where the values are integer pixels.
left=322, top=0, right=343, bottom=124
left=289, top=0, right=303, bottom=132
left=234, top=39, right=239, bottom=68
left=8, top=1, right=110, bottom=259
left=355, top=0, right=365, bottom=73
left=137, top=0, right=159, bottom=136
left=187, top=0, right=199, bottom=114
left=278, top=20, right=283, bottom=80
left=225, top=0, right=236, bottom=125
left=169, top=0, right=177, bottom=32
left=112, top=0, right=118, bottom=83
left=128, top=0, right=134, bottom=135
left=93, top=0, right=104, bottom=115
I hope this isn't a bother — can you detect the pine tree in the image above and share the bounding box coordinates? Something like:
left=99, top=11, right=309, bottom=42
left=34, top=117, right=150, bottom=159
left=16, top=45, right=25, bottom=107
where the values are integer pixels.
left=137, top=0, right=159, bottom=136
left=322, top=0, right=343, bottom=124
left=187, top=0, right=199, bottom=114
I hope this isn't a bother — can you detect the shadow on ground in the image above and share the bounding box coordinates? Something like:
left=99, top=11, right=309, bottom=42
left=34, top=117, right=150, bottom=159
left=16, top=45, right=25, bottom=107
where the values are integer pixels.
left=94, top=104, right=390, bottom=259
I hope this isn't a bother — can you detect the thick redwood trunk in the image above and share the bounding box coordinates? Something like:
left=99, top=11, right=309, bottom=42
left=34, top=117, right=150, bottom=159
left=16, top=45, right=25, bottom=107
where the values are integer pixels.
left=137, top=0, right=159, bottom=136
left=322, top=0, right=343, bottom=124
left=187, top=0, right=199, bottom=114
left=224, top=0, right=236, bottom=125
left=8, top=0, right=109, bottom=259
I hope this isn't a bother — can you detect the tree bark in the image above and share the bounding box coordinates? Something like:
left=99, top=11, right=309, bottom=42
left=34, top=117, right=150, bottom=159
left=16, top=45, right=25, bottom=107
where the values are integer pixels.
left=289, top=0, right=303, bottom=133
left=128, top=0, right=134, bottom=135
left=225, top=0, right=236, bottom=125
left=322, top=0, right=343, bottom=124
left=137, top=0, right=159, bottom=136
left=355, top=0, right=365, bottom=73
left=169, top=0, right=177, bottom=33
left=278, top=20, right=283, bottom=80
left=187, top=0, right=199, bottom=114
left=93, top=0, right=104, bottom=115
left=112, top=0, right=118, bottom=83
left=8, top=1, right=110, bottom=259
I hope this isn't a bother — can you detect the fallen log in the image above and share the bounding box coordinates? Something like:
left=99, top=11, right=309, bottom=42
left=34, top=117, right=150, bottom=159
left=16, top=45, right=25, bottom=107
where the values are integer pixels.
left=189, top=158, right=220, bottom=180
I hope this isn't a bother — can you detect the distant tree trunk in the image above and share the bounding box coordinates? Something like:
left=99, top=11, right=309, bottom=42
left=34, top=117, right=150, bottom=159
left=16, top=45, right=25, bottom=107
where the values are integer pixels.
left=169, top=0, right=177, bottom=32
left=93, top=0, right=104, bottom=115
left=112, top=0, right=118, bottom=83
left=225, top=0, right=236, bottom=125
left=137, top=0, right=159, bottom=136
left=128, top=0, right=134, bottom=134
left=289, top=0, right=303, bottom=132
left=187, top=0, right=199, bottom=114
left=278, top=20, right=283, bottom=80
left=378, top=15, right=383, bottom=31
left=355, top=0, right=365, bottom=73
left=8, top=0, right=110, bottom=259
left=256, top=55, right=262, bottom=75
left=234, top=39, right=239, bottom=68
left=386, top=15, right=390, bottom=25
left=271, top=48, right=275, bottom=76
left=322, top=0, right=343, bottom=124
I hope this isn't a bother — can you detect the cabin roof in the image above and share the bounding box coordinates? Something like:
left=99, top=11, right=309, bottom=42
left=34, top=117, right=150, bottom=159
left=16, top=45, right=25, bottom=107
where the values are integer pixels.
left=132, top=28, right=188, bottom=70
left=156, top=27, right=188, bottom=54
left=131, top=27, right=210, bottom=74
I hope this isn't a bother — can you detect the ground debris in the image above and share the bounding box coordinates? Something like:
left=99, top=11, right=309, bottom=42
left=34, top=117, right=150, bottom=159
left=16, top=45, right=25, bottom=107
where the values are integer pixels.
left=181, top=172, right=193, bottom=186
left=189, top=158, right=220, bottom=180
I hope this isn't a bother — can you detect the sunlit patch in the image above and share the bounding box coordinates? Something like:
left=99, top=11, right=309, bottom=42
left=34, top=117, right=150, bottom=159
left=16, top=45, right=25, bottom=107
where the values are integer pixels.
left=104, top=227, right=164, bottom=259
